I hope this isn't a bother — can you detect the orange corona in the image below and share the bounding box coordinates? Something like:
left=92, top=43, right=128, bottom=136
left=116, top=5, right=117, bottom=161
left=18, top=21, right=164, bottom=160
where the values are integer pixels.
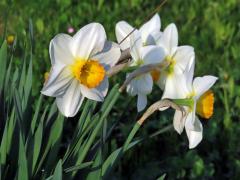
left=150, top=70, right=160, bottom=82
left=196, top=90, right=214, bottom=119
left=70, top=59, right=105, bottom=89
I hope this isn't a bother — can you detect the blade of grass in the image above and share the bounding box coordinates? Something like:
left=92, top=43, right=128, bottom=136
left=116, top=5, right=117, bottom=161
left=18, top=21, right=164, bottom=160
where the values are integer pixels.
left=102, top=124, right=173, bottom=178
left=30, top=95, right=43, bottom=134
left=64, top=161, right=93, bottom=173
left=71, top=85, right=120, bottom=177
left=17, top=133, right=28, bottom=180
left=34, top=114, right=64, bottom=176
left=0, top=41, right=7, bottom=91
left=0, top=119, right=8, bottom=165
left=52, top=160, right=62, bottom=180
left=86, top=150, right=102, bottom=180
left=31, top=110, right=44, bottom=175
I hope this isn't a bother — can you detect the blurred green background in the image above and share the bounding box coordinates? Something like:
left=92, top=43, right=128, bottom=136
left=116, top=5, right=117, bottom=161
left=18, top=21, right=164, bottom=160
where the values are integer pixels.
left=1, top=0, right=240, bottom=179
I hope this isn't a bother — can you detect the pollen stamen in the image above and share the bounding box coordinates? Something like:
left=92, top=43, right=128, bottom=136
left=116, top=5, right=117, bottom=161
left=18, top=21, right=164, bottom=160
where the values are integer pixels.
left=70, top=59, right=105, bottom=89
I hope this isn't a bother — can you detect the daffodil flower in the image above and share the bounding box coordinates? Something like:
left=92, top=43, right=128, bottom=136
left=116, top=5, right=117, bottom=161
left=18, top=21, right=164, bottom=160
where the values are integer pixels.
left=173, top=61, right=218, bottom=148
left=126, top=31, right=165, bottom=112
left=155, top=23, right=195, bottom=100
left=115, top=14, right=161, bottom=50
left=41, top=23, right=121, bottom=117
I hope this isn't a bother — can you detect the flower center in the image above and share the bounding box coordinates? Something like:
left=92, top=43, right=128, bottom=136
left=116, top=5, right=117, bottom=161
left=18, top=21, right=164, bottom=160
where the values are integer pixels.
left=150, top=69, right=160, bottom=82
left=196, top=90, right=214, bottom=119
left=70, top=59, right=105, bottom=89
left=135, top=59, right=144, bottom=66
left=165, top=56, right=176, bottom=75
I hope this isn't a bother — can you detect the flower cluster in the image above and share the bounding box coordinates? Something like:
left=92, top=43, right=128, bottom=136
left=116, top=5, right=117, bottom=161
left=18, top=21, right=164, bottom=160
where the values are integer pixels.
left=116, top=14, right=217, bottom=148
left=41, top=14, right=217, bottom=148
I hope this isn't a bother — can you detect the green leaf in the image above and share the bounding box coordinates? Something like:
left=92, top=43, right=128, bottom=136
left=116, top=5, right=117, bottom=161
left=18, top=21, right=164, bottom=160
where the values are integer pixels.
left=102, top=123, right=141, bottom=178
left=34, top=114, right=64, bottom=176
left=86, top=151, right=102, bottom=180
left=70, top=85, right=120, bottom=177
left=23, top=57, right=32, bottom=109
left=7, top=110, right=16, bottom=154
left=0, top=120, right=8, bottom=165
left=29, top=18, right=34, bottom=51
left=75, top=85, right=120, bottom=164
left=14, top=88, right=24, bottom=133
left=157, top=173, right=166, bottom=180
left=31, top=114, right=43, bottom=174
left=52, top=160, right=62, bottom=180
left=102, top=125, right=173, bottom=178
left=30, top=95, right=43, bottom=134
left=0, top=41, right=7, bottom=90
left=3, top=53, right=13, bottom=95
left=18, top=57, right=26, bottom=97
left=64, top=161, right=93, bottom=173
left=17, top=134, right=28, bottom=180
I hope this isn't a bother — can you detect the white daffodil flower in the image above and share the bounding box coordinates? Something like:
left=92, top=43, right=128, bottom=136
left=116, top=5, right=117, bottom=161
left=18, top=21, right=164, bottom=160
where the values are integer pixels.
left=155, top=23, right=195, bottom=100
left=115, top=14, right=161, bottom=50
left=173, top=61, right=218, bottom=148
left=41, top=23, right=121, bottom=117
left=126, top=31, right=165, bottom=112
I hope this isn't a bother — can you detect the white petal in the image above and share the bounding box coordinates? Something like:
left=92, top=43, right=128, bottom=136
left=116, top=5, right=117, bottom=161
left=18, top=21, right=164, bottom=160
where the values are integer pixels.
left=193, top=76, right=218, bottom=99
left=184, top=57, right=195, bottom=91
left=173, top=110, right=186, bottom=134
left=56, top=80, right=84, bottom=117
left=80, top=80, right=107, bottom=102
left=72, top=23, right=106, bottom=59
left=92, top=41, right=121, bottom=70
left=141, top=45, right=166, bottom=65
left=158, top=23, right=178, bottom=56
left=127, top=74, right=153, bottom=96
left=185, top=104, right=198, bottom=131
left=136, top=74, right=153, bottom=94
left=49, top=34, right=74, bottom=65
left=95, top=77, right=109, bottom=98
left=185, top=117, right=203, bottom=149
left=156, top=71, right=167, bottom=90
left=174, top=46, right=195, bottom=74
left=137, top=93, right=147, bottom=112
left=126, top=74, right=138, bottom=96
left=130, top=30, right=142, bottom=61
left=161, top=76, right=179, bottom=100
left=151, top=31, right=163, bottom=44
left=140, top=14, right=161, bottom=44
left=115, top=21, right=134, bottom=50
left=41, top=64, right=73, bottom=97
left=159, top=76, right=179, bottom=111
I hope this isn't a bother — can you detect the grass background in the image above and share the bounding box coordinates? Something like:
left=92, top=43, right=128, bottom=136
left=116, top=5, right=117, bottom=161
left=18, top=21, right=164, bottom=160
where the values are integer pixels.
left=1, top=0, right=240, bottom=179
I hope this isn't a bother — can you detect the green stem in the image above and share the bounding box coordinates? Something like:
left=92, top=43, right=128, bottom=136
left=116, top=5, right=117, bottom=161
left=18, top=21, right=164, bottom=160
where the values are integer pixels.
left=172, top=98, right=194, bottom=108
left=123, top=123, right=141, bottom=152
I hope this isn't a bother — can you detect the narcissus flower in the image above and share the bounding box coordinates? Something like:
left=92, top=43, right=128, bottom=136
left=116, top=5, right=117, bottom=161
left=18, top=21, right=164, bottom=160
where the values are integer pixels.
left=173, top=61, right=218, bottom=148
left=41, top=23, right=121, bottom=117
left=156, top=23, right=195, bottom=100
left=115, top=14, right=161, bottom=50
left=126, top=31, right=165, bottom=112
